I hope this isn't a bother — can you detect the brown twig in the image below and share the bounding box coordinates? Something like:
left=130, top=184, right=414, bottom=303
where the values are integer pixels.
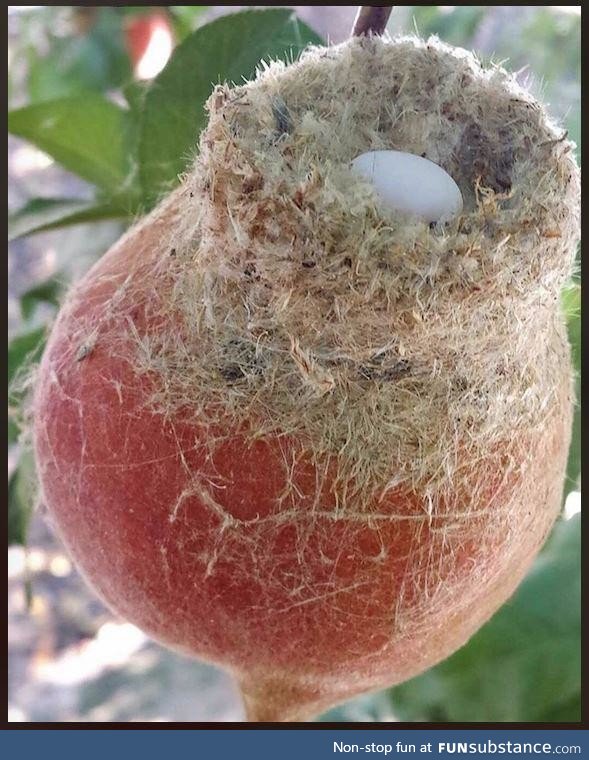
left=351, top=6, right=393, bottom=37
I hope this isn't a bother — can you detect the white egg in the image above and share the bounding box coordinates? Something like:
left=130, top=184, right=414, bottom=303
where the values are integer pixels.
left=350, top=150, right=463, bottom=223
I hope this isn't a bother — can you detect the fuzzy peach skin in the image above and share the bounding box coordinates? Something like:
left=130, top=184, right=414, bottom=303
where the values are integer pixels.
left=33, top=195, right=571, bottom=722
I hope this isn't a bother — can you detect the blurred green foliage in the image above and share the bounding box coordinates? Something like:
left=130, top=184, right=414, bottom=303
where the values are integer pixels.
left=389, top=514, right=581, bottom=722
left=563, top=284, right=581, bottom=496
left=411, top=5, right=487, bottom=46
left=8, top=7, right=209, bottom=104
left=8, top=9, right=321, bottom=233
left=168, top=6, right=210, bottom=40
left=411, top=5, right=581, bottom=157
left=18, top=8, right=132, bottom=102
left=7, top=6, right=581, bottom=723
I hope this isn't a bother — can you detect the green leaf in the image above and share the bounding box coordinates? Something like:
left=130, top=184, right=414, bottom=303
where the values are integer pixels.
left=390, top=515, right=581, bottom=722
left=123, top=79, right=150, bottom=116
left=138, top=9, right=323, bottom=205
left=20, top=276, right=63, bottom=321
left=26, top=9, right=132, bottom=102
left=8, top=451, right=37, bottom=546
left=562, top=284, right=581, bottom=494
left=8, top=197, right=130, bottom=241
left=8, top=327, right=46, bottom=387
left=534, top=693, right=581, bottom=723
left=8, top=95, right=135, bottom=194
left=563, top=284, right=581, bottom=373
left=8, top=419, right=20, bottom=445
left=168, top=6, right=209, bottom=40
left=8, top=328, right=46, bottom=445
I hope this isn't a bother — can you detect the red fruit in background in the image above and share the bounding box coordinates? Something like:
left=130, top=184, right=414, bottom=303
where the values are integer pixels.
left=124, top=10, right=173, bottom=76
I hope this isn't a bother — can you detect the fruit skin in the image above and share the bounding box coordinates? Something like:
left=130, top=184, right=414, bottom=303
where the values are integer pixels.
left=34, top=192, right=571, bottom=721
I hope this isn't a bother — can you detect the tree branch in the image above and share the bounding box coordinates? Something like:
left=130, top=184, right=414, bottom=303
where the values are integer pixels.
left=351, top=6, right=393, bottom=37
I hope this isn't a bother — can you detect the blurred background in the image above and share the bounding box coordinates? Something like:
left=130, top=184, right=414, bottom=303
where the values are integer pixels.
left=8, top=6, right=581, bottom=722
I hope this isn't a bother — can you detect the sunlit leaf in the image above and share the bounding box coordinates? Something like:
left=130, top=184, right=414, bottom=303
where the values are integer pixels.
left=8, top=95, right=136, bottom=194
left=168, top=6, right=209, bottom=40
